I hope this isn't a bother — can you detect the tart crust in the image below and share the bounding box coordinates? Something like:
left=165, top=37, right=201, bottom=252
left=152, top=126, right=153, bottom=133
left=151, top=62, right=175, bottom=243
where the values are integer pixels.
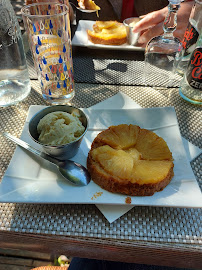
left=87, top=124, right=174, bottom=196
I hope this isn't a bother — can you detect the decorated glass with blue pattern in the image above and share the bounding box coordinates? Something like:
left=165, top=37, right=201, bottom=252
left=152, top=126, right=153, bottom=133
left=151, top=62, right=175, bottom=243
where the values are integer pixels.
left=22, top=3, right=74, bottom=104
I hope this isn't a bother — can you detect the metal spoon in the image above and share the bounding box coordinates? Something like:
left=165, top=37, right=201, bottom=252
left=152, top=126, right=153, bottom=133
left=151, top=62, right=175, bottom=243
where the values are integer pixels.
left=2, top=132, right=91, bottom=186
left=70, top=2, right=98, bottom=13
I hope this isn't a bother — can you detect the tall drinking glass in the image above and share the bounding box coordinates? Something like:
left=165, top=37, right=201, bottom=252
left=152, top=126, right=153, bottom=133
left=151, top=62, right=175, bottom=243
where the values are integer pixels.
left=22, top=3, right=75, bottom=104
left=0, top=0, right=31, bottom=107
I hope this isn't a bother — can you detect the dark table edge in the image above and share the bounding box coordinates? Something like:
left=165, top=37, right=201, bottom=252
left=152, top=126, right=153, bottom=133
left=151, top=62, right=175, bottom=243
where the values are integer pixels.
left=0, top=231, right=201, bottom=269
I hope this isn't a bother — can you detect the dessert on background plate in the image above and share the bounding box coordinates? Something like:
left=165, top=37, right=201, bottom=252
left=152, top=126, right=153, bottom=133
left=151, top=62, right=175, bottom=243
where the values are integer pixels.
left=72, top=20, right=144, bottom=51
left=87, top=124, right=174, bottom=196
left=87, top=21, right=127, bottom=45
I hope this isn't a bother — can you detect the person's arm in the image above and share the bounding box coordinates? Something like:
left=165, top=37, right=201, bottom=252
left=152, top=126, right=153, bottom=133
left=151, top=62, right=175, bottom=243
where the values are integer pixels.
left=132, top=1, right=194, bottom=47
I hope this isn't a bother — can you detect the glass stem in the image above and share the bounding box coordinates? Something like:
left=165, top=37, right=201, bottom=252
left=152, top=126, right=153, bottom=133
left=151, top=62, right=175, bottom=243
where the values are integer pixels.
left=163, top=2, right=180, bottom=38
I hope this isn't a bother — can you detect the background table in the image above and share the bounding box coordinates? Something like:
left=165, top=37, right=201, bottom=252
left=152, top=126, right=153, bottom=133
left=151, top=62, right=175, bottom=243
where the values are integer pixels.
left=0, top=16, right=202, bottom=269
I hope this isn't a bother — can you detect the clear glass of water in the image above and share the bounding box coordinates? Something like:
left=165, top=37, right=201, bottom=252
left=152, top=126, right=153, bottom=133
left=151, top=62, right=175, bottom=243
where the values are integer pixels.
left=144, top=0, right=182, bottom=87
left=22, top=2, right=75, bottom=105
left=0, top=0, right=31, bottom=107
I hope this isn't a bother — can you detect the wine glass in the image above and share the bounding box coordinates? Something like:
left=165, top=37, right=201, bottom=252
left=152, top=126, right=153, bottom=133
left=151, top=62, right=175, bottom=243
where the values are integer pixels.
left=144, top=0, right=182, bottom=88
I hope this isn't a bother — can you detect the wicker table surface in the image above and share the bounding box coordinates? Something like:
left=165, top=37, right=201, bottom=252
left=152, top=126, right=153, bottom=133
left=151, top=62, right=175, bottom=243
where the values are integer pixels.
left=0, top=45, right=201, bottom=269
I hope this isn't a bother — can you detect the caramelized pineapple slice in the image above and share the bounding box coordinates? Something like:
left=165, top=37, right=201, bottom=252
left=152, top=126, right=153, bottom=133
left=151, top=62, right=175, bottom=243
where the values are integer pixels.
left=98, top=124, right=140, bottom=149
left=135, top=129, right=172, bottom=160
left=131, top=160, right=173, bottom=184
left=124, top=147, right=141, bottom=161
left=91, top=145, right=134, bottom=179
left=93, top=21, right=117, bottom=32
left=97, top=129, right=120, bottom=148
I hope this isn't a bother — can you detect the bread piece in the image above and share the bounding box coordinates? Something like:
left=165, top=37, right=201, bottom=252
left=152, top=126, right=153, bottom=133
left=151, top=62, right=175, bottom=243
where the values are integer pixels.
left=87, top=21, right=127, bottom=45
left=87, top=124, right=174, bottom=196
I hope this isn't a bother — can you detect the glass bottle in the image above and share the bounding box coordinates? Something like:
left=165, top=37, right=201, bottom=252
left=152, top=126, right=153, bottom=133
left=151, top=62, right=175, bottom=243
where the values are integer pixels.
left=179, top=29, right=202, bottom=104
left=0, top=0, right=31, bottom=107
left=175, top=0, right=202, bottom=76
left=144, top=0, right=182, bottom=87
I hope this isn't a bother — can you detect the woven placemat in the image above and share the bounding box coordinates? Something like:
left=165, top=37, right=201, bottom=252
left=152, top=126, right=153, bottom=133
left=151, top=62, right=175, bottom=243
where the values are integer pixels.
left=0, top=81, right=201, bottom=247
left=26, top=49, right=182, bottom=88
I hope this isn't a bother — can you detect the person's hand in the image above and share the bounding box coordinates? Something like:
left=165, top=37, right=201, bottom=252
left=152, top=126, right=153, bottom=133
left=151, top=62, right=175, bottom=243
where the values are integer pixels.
left=132, top=1, right=194, bottom=47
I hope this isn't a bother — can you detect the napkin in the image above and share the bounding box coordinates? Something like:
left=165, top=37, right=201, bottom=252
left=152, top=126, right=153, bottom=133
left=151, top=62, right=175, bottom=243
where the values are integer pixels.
left=90, top=92, right=202, bottom=223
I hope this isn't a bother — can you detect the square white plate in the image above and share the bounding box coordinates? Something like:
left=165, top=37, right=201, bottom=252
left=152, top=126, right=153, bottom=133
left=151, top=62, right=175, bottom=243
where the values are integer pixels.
left=0, top=106, right=201, bottom=207
left=72, top=20, right=144, bottom=51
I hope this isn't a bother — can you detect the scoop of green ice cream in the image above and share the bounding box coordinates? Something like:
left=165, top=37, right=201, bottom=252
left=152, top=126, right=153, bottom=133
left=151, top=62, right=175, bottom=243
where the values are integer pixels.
left=37, top=111, right=85, bottom=146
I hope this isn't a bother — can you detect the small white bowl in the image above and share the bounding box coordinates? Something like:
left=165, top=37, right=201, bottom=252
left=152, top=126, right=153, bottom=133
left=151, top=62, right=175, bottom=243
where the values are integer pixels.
left=123, top=17, right=141, bottom=46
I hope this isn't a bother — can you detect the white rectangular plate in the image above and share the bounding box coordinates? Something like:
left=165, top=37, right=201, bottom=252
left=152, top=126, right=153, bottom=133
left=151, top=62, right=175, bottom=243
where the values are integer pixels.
left=0, top=106, right=201, bottom=207
left=72, top=20, right=144, bottom=51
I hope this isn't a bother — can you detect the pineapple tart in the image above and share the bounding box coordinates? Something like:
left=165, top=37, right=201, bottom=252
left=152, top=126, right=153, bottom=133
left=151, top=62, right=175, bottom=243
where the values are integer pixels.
left=87, top=21, right=127, bottom=45
left=87, top=124, right=174, bottom=196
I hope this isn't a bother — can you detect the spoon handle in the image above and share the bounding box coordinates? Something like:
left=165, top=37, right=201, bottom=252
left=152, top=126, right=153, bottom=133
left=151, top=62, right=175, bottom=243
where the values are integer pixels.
left=2, top=132, right=61, bottom=166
